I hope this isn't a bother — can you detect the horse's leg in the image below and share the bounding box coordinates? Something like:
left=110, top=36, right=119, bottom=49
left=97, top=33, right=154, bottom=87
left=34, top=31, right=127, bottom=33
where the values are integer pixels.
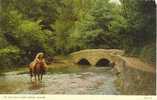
left=29, top=68, right=33, bottom=82
left=38, top=74, right=40, bottom=81
left=34, top=73, right=37, bottom=81
left=41, top=68, right=45, bottom=81
left=39, top=71, right=43, bottom=81
left=40, top=74, right=43, bottom=81
left=30, top=75, right=33, bottom=82
left=38, top=70, right=40, bottom=81
left=41, top=74, right=43, bottom=80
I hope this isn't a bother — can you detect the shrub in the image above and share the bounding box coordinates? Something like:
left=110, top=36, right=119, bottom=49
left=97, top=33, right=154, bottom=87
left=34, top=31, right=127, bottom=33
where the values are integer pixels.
left=140, top=44, right=156, bottom=65
left=0, top=46, right=21, bottom=68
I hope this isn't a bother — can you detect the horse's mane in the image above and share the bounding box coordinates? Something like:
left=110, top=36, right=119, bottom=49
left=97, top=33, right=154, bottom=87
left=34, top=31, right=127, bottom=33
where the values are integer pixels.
left=34, top=52, right=44, bottom=61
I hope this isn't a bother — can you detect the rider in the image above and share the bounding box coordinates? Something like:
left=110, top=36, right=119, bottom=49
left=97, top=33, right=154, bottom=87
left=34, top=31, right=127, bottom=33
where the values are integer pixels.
left=35, top=52, right=47, bottom=65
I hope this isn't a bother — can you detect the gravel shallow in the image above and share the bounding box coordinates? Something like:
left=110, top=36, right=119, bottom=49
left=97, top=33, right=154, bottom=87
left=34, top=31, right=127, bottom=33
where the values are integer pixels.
left=0, top=67, right=120, bottom=94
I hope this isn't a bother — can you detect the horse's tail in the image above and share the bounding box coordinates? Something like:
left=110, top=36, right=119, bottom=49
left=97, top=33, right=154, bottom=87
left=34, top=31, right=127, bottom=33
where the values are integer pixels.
left=29, top=66, right=33, bottom=77
left=29, top=62, right=34, bottom=77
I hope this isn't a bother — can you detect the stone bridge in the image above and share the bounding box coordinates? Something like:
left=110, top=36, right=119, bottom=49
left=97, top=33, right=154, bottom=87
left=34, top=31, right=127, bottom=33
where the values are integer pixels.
left=70, top=49, right=156, bottom=95
left=70, top=49, right=125, bottom=67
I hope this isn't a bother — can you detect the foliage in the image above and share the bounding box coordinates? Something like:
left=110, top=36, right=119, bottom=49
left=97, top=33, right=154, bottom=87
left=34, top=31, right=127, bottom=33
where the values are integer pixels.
left=0, top=0, right=156, bottom=67
left=0, top=46, right=20, bottom=67
left=140, top=44, right=156, bottom=65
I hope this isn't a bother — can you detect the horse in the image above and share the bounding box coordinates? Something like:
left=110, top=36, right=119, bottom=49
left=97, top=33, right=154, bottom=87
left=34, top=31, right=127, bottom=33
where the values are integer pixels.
left=29, top=60, right=46, bottom=81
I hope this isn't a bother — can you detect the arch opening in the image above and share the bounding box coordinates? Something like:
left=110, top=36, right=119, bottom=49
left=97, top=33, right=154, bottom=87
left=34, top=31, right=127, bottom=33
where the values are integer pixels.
left=96, top=58, right=110, bottom=67
left=77, top=58, right=91, bottom=65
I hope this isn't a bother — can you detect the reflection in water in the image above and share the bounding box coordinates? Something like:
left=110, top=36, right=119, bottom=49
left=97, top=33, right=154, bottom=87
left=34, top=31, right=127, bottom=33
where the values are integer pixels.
left=29, top=81, right=43, bottom=90
left=0, top=66, right=120, bottom=94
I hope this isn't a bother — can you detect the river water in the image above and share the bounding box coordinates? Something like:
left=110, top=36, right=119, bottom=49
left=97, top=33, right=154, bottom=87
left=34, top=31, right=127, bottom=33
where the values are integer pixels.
left=0, top=66, right=120, bottom=94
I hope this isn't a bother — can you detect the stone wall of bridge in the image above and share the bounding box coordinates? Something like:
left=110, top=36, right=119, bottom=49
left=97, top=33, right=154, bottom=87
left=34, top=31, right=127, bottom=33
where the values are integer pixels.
left=70, top=49, right=125, bottom=73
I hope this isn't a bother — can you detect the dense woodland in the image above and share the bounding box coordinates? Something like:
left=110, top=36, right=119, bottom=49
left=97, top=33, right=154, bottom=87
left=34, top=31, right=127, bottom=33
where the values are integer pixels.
left=0, top=0, right=156, bottom=68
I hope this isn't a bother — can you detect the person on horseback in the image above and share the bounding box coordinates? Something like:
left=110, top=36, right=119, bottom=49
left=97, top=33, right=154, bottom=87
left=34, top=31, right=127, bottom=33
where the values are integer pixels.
left=29, top=52, right=48, bottom=81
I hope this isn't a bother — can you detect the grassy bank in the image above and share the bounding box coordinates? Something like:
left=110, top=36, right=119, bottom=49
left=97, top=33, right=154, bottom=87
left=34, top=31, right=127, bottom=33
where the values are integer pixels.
left=125, top=44, right=156, bottom=66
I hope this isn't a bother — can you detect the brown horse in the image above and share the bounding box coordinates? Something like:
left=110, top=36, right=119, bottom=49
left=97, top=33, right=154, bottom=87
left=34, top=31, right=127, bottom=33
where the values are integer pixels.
left=29, top=52, right=47, bottom=81
left=29, top=61, right=46, bottom=81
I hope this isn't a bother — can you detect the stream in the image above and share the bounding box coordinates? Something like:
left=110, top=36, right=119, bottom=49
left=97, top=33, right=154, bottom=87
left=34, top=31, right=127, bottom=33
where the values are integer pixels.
left=0, top=66, right=120, bottom=94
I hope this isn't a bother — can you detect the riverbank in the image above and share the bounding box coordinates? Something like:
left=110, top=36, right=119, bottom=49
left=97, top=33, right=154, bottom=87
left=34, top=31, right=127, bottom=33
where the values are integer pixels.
left=113, top=56, right=156, bottom=95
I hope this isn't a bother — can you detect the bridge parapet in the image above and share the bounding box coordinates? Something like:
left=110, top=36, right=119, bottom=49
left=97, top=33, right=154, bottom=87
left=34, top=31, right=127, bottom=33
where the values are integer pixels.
left=70, top=49, right=124, bottom=56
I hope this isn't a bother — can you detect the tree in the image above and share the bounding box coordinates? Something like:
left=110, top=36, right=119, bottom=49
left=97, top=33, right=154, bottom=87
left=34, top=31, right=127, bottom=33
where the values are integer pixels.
left=120, top=0, right=156, bottom=47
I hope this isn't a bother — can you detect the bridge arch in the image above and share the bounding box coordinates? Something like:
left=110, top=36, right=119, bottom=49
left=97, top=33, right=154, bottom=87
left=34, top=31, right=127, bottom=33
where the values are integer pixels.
left=77, top=58, right=91, bottom=65
left=95, top=58, right=111, bottom=67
